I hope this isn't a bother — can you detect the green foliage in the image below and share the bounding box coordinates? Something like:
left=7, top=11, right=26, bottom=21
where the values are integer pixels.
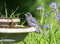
left=0, top=3, right=20, bottom=18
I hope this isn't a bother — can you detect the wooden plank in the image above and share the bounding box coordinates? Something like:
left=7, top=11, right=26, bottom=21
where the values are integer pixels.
left=0, top=27, right=36, bottom=33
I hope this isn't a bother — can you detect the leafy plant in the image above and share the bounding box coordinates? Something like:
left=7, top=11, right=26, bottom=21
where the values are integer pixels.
left=0, top=3, right=20, bottom=18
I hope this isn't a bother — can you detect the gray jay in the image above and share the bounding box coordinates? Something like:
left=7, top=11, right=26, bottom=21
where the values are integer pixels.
left=25, top=12, right=44, bottom=35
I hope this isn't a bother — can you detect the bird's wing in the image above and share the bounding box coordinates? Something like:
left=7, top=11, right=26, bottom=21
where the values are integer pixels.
left=30, top=17, right=40, bottom=26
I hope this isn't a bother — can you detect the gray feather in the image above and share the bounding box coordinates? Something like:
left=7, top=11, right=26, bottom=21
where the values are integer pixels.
left=25, top=12, right=44, bottom=35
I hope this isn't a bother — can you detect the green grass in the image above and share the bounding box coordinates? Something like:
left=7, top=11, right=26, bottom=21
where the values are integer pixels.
left=0, top=3, right=20, bottom=18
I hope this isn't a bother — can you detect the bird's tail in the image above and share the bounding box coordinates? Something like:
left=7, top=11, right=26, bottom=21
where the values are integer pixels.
left=35, top=26, right=44, bottom=35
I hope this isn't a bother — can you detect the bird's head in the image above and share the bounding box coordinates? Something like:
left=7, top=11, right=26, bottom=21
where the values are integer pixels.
left=25, top=12, right=32, bottom=17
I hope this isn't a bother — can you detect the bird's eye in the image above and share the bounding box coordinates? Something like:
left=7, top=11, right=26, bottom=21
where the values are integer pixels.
left=27, top=14, right=30, bottom=15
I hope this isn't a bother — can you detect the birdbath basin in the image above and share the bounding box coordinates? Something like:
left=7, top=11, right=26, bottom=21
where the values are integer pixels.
left=0, top=18, right=36, bottom=42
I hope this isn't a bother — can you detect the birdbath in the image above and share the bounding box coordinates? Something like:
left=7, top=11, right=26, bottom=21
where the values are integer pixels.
left=0, top=18, right=36, bottom=42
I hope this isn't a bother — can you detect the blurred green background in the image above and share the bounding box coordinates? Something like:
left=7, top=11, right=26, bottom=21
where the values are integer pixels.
left=0, top=0, right=59, bottom=25
left=0, top=0, right=58, bottom=18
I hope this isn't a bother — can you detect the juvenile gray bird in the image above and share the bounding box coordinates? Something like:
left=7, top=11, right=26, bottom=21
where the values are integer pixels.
left=25, top=12, right=44, bottom=35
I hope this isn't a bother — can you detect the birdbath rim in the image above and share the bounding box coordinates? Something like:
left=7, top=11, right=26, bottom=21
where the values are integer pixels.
left=0, top=18, right=20, bottom=22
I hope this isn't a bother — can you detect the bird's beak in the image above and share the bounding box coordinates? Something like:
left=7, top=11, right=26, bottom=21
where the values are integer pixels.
left=25, top=14, right=27, bottom=16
